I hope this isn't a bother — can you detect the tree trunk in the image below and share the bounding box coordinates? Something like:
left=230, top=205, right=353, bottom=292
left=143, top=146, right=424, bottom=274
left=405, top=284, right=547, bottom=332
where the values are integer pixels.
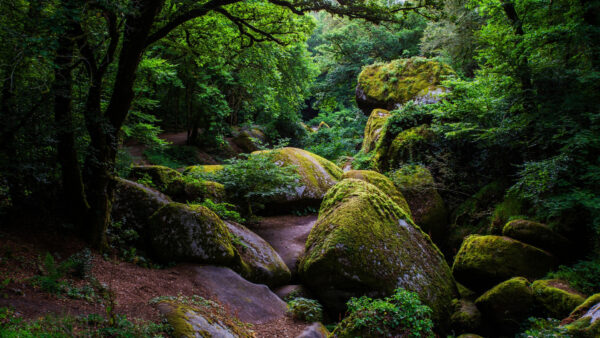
left=53, top=31, right=90, bottom=225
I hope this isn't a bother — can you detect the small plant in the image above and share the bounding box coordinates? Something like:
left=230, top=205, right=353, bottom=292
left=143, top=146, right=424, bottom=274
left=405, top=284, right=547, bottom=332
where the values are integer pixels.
left=546, top=257, right=600, bottom=294
left=136, top=173, right=156, bottom=189
left=332, top=288, right=434, bottom=337
left=286, top=298, right=323, bottom=322
left=198, top=199, right=245, bottom=223
left=517, top=317, right=570, bottom=337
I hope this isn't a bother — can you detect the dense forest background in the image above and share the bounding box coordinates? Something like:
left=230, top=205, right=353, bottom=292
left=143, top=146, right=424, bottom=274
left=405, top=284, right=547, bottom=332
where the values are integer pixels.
left=1, top=0, right=600, bottom=336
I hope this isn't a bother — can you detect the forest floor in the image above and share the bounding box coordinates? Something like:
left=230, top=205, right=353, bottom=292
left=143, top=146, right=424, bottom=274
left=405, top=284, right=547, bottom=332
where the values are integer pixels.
left=0, top=214, right=319, bottom=337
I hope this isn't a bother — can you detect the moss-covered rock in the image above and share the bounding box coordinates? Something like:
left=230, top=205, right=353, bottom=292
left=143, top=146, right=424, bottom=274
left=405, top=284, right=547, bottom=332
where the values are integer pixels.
left=456, top=283, right=477, bottom=301
left=254, top=147, right=343, bottom=208
left=224, top=221, right=291, bottom=288
left=563, top=293, right=600, bottom=337
left=374, top=125, right=437, bottom=171
left=361, top=108, right=391, bottom=153
left=356, top=57, right=454, bottom=114
left=112, top=178, right=171, bottom=244
left=532, top=279, right=586, bottom=319
left=489, top=193, right=527, bottom=235
left=388, top=165, right=448, bottom=242
left=157, top=299, right=253, bottom=338
left=474, top=277, right=535, bottom=335
left=503, top=219, right=571, bottom=258
left=148, top=203, right=238, bottom=266
left=130, top=165, right=181, bottom=190
left=450, top=298, right=482, bottom=334
left=298, top=179, right=457, bottom=328
left=183, top=165, right=226, bottom=177
left=297, top=322, right=329, bottom=338
left=232, top=127, right=267, bottom=153
left=452, top=235, right=556, bottom=292
left=342, top=170, right=411, bottom=217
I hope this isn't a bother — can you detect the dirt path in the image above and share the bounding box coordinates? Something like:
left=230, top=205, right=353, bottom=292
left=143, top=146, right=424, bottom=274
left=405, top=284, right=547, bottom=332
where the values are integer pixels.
left=251, top=215, right=318, bottom=274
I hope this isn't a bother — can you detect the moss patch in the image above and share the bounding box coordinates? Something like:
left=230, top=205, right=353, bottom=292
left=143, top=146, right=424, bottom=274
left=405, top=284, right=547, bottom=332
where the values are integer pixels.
left=342, top=170, right=411, bottom=217
left=299, top=179, right=457, bottom=327
left=183, top=165, right=226, bottom=177
left=450, top=299, right=481, bottom=333
left=452, top=235, right=556, bottom=292
left=532, top=279, right=585, bottom=319
left=361, top=109, right=391, bottom=153
left=502, top=219, right=570, bottom=257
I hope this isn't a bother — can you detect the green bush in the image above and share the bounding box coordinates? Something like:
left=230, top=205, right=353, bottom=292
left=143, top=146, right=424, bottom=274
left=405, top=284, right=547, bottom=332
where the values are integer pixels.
left=286, top=298, right=323, bottom=322
left=198, top=199, right=245, bottom=223
left=144, top=145, right=198, bottom=169
left=332, top=288, right=434, bottom=338
left=208, top=150, right=300, bottom=215
left=546, top=257, right=600, bottom=295
left=517, top=317, right=570, bottom=338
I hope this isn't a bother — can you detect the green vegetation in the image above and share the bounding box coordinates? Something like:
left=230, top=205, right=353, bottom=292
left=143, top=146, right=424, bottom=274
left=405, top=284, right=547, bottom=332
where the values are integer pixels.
left=286, top=298, right=324, bottom=322
left=547, top=258, right=600, bottom=295
left=331, top=288, right=434, bottom=338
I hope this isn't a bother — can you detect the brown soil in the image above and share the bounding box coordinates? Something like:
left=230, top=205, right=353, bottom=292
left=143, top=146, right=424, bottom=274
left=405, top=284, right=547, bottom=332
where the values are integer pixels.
left=0, top=227, right=311, bottom=337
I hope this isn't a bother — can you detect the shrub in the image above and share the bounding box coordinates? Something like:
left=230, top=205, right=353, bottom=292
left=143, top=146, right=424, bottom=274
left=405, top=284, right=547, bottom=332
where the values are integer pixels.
left=144, top=145, right=198, bottom=169
left=332, top=288, right=434, bottom=337
left=198, top=199, right=245, bottom=223
left=517, top=317, right=570, bottom=338
left=286, top=298, right=323, bottom=322
left=546, top=257, right=600, bottom=295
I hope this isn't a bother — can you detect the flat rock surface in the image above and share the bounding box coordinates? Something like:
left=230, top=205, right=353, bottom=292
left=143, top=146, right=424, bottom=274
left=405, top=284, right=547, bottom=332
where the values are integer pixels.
left=253, top=215, right=318, bottom=272
left=193, top=266, right=287, bottom=324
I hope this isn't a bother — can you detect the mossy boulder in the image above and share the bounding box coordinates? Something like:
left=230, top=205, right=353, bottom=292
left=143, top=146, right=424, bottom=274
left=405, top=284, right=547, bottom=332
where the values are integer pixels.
left=130, top=165, right=225, bottom=203
left=452, top=235, right=556, bottom=292
left=148, top=203, right=239, bottom=266
left=474, top=277, right=535, bottom=335
left=355, top=57, right=454, bottom=114
left=450, top=299, right=482, bottom=334
left=224, top=221, right=291, bottom=288
left=374, top=125, right=437, bottom=171
left=503, top=219, right=571, bottom=258
left=254, top=147, right=343, bottom=208
left=388, top=165, right=448, bottom=242
left=489, top=193, right=527, bottom=235
left=232, top=127, right=267, bottom=153
left=112, top=178, right=171, bottom=243
left=157, top=300, right=253, bottom=338
left=298, top=179, right=457, bottom=327
left=532, top=279, right=586, bottom=319
left=361, top=108, right=391, bottom=153
left=342, top=170, right=411, bottom=217
left=563, top=294, right=600, bottom=337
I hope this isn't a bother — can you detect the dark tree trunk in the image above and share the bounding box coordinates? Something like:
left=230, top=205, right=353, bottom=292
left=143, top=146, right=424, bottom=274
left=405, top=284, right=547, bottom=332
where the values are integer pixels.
left=53, top=31, right=90, bottom=225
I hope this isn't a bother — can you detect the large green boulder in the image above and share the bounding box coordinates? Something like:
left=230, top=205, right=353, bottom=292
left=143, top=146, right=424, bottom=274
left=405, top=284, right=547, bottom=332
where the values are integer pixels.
left=148, top=203, right=239, bottom=266
left=361, top=108, right=391, bottom=153
left=502, top=219, right=571, bottom=258
left=532, top=279, right=586, bottom=319
left=298, top=179, right=457, bottom=327
left=224, top=221, right=291, bottom=288
left=452, top=235, right=556, bottom=292
left=474, top=277, right=535, bottom=335
left=112, top=178, right=171, bottom=243
left=342, top=170, right=411, bottom=217
left=232, top=127, right=267, bottom=153
left=563, top=294, right=600, bottom=337
left=388, top=165, right=448, bottom=241
left=374, top=125, right=437, bottom=171
left=254, top=147, right=343, bottom=208
left=355, top=57, right=454, bottom=114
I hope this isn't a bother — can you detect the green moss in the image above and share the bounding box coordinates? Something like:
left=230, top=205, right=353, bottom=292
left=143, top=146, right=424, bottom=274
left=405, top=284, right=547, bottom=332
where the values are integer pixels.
left=503, top=219, right=570, bottom=256
left=374, top=125, right=435, bottom=171
left=255, top=147, right=343, bottom=201
left=563, top=294, right=600, bottom=337
left=342, top=170, right=411, bottom=217
left=475, top=277, right=535, bottom=334
left=452, top=235, right=556, bottom=292
left=130, top=165, right=182, bottom=190
left=490, top=193, right=527, bottom=234
left=532, top=279, right=586, bottom=319
left=183, top=165, right=226, bottom=177
left=357, top=57, right=454, bottom=109
left=232, top=128, right=266, bottom=153
left=450, top=299, right=482, bottom=333
left=148, top=203, right=237, bottom=265
left=299, top=179, right=457, bottom=326
left=361, top=109, right=391, bottom=153
left=387, top=165, right=448, bottom=241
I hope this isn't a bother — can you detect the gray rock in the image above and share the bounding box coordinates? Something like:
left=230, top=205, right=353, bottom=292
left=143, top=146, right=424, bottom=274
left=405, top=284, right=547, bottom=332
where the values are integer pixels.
left=296, top=322, right=329, bottom=338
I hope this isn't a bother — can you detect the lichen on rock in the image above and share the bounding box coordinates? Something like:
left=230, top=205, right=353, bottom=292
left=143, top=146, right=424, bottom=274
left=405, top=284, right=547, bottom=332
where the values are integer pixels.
left=452, top=235, right=556, bottom=292
left=298, top=179, right=457, bottom=328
